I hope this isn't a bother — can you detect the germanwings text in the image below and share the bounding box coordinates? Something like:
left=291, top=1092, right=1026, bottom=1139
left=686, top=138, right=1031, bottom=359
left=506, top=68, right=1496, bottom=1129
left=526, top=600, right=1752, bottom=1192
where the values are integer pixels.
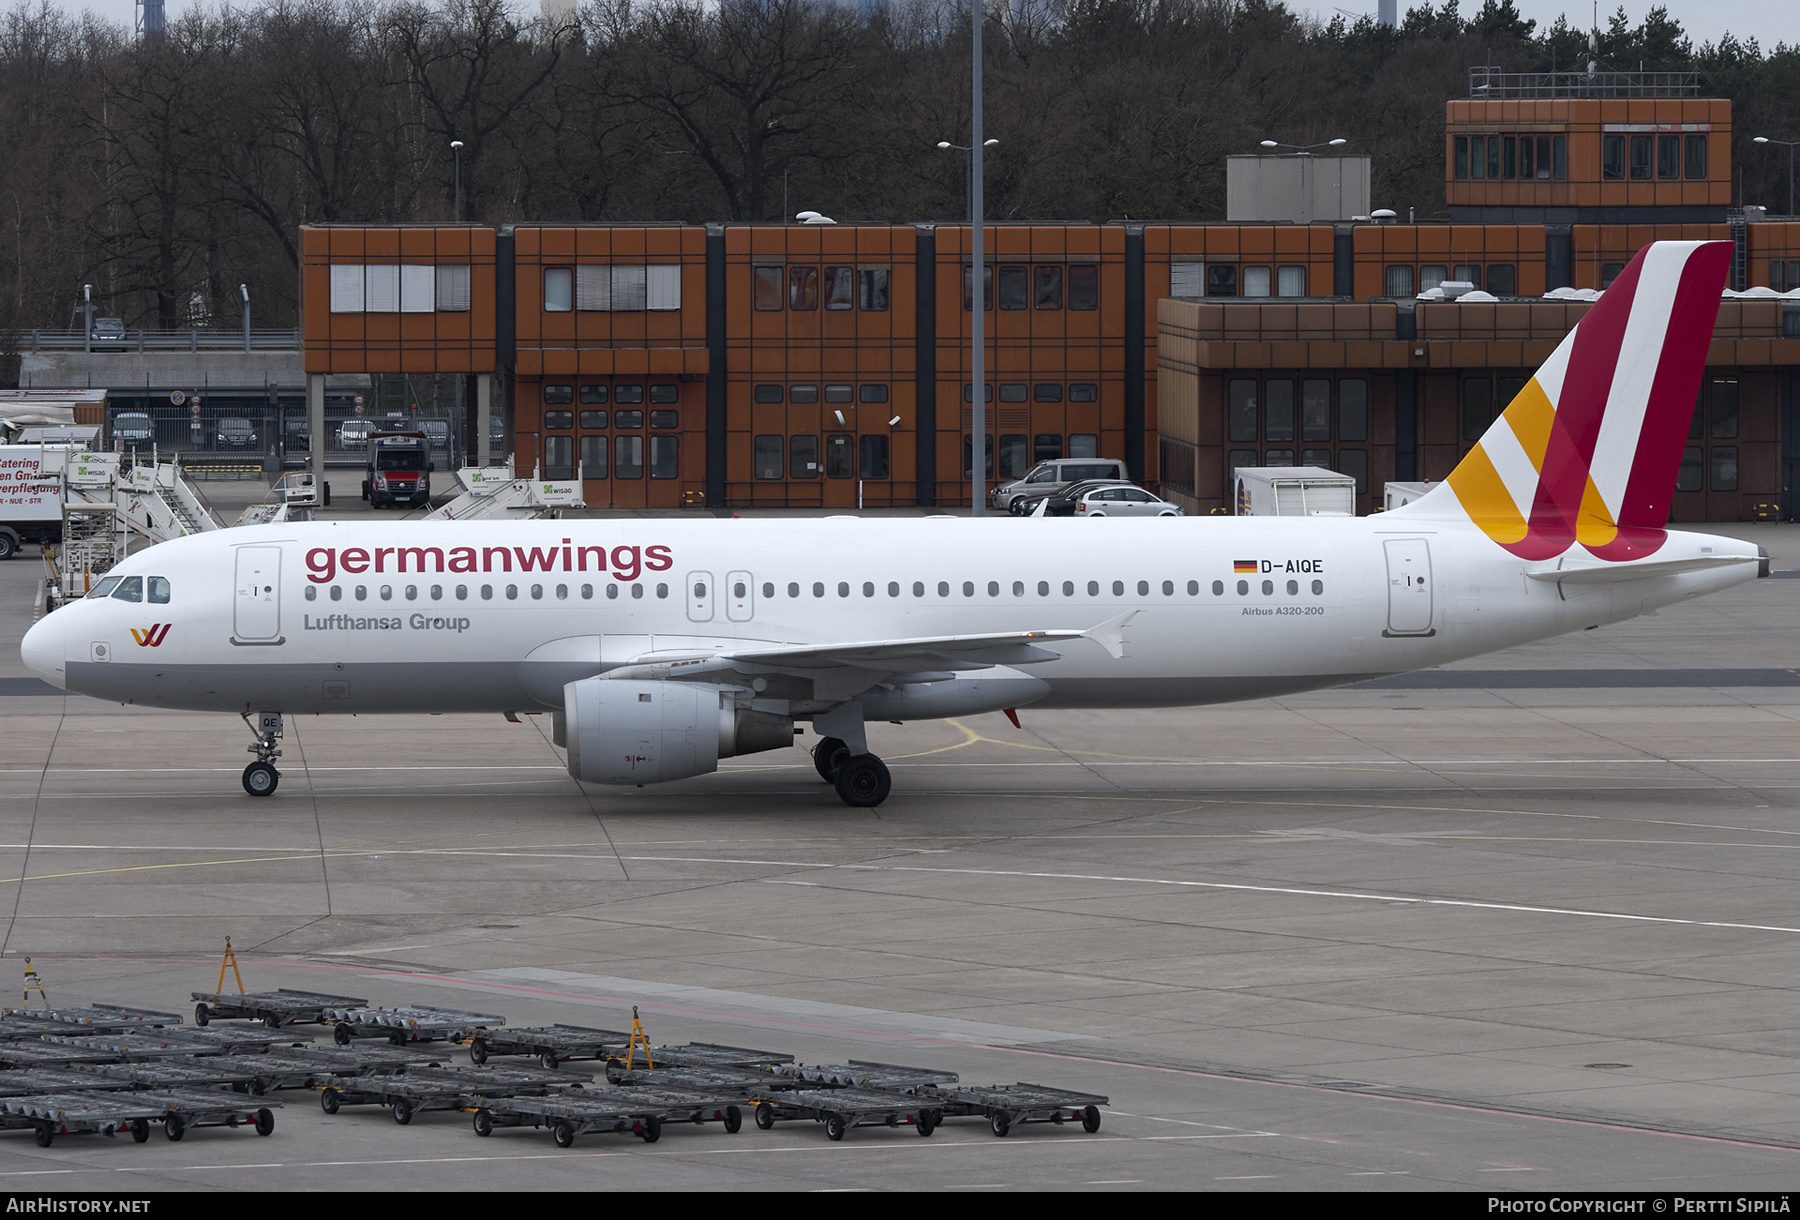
left=304, top=539, right=671, bottom=584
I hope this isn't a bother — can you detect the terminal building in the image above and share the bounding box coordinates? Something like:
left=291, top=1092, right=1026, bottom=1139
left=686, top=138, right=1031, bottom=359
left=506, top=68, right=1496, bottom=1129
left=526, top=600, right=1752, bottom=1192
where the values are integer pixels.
left=42, top=71, right=1800, bottom=522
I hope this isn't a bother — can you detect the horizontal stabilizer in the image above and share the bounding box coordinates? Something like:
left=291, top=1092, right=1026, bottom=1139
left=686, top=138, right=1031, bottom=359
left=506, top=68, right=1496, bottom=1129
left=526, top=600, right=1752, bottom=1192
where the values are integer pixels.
left=1526, top=554, right=1757, bottom=586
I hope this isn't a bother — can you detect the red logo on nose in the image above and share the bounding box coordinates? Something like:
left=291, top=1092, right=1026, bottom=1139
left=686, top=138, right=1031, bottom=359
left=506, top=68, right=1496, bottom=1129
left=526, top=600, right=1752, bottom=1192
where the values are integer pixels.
left=129, top=624, right=170, bottom=647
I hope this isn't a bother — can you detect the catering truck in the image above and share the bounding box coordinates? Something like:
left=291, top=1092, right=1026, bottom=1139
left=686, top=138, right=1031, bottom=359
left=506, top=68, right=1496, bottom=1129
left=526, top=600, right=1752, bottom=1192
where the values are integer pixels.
left=0, top=445, right=68, bottom=558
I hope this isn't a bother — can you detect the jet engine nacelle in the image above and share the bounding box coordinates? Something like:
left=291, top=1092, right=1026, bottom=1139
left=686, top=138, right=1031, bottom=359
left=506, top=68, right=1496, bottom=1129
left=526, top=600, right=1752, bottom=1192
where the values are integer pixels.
left=563, top=677, right=793, bottom=786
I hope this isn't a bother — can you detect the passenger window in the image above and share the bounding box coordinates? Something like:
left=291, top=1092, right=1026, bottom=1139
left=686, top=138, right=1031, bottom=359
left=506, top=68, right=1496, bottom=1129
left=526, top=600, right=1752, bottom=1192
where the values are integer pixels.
left=111, top=576, right=143, bottom=602
left=1112, top=580, right=1124, bottom=596
left=963, top=581, right=975, bottom=597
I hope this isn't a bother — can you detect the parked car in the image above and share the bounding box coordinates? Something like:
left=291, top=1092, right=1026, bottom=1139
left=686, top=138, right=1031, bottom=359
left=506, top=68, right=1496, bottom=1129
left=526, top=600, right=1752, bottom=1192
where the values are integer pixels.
left=112, top=412, right=154, bottom=446
left=417, top=419, right=450, bottom=451
left=215, top=417, right=257, bottom=449
left=1044, top=481, right=1185, bottom=518
left=335, top=418, right=374, bottom=449
left=91, top=317, right=127, bottom=349
left=992, top=457, right=1131, bottom=514
left=284, top=417, right=309, bottom=452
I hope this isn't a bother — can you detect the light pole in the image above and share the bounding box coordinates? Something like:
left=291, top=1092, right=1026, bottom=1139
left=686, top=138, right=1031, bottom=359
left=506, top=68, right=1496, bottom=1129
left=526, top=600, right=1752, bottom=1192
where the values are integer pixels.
left=1258, top=138, right=1348, bottom=155
left=82, top=284, right=92, bottom=353
left=936, top=133, right=998, bottom=515
left=937, top=138, right=999, bottom=221
left=239, top=283, right=250, bottom=354
left=1753, top=136, right=1798, bottom=217
left=450, top=140, right=465, bottom=222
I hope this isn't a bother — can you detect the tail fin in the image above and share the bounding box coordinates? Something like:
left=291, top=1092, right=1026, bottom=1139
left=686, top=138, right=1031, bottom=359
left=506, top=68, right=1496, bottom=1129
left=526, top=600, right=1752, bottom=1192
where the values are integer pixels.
left=1399, top=240, right=1731, bottom=561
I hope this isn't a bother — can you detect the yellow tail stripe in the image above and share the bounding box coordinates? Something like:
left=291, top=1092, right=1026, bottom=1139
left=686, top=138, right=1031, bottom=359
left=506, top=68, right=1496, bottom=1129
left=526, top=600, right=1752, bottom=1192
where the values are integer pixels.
left=1502, top=378, right=1557, bottom=473
left=1446, top=443, right=1530, bottom=544
left=1575, top=473, right=1620, bottom=548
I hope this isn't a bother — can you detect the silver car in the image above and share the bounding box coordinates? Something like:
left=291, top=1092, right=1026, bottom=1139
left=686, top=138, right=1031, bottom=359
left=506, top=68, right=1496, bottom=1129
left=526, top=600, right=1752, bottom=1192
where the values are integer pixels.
left=993, top=457, right=1131, bottom=514
left=1050, top=482, right=1185, bottom=518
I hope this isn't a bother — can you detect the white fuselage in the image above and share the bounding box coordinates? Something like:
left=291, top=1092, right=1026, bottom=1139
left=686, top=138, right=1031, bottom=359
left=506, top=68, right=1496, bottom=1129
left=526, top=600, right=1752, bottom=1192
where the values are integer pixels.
left=21, top=516, right=1761, bottom=718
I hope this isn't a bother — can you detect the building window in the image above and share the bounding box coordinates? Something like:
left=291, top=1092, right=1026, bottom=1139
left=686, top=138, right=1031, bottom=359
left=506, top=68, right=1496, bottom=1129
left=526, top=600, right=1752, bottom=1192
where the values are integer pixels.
left=614, top=410, right=643, bottom=431
left=826, top=433, right=854, bottom=478
left=1301, top=380, right=1331, bottom=442
left=1469, top=134, right=1486, bottom=179
left=579, top=385, right=608, bottom=404
left=1068, top=383, right=1098, bottom=403
left=1035, top=266, right=1063, bottom=309
left=1600, top=262, right=1625, bottom=288
left=649, top=410, right=678, bottom=429
left=615, top=435, right=643, bottom=479
left=1658, top=134, right=1680, bottom=179
left=789, top=385, right=818, bottom=404
left=1068, top=264, right=1099, bottom=310
left=436, top=265, right=471, bottom=311
left=1420, top=265, right=1447, bottom=293
left=1711, top=446, right=1739, bottom=491
left=754, top=435, right=783, bottom=479
left=577, top=265, right=611, bottom=310
left=823, top=266, right=855, bottom=310
left=962, top=435, right=995, bottom=477
left=1462, top=378, right=1494, bottom=441
left=1553, top=136, right=1567, bottom=179
left=1486, top=264, right=1516, bottom=295
left=1264, top=380, right=1295, bottom=442
left=1034, top=433, right=1063, bottom=462
left=649, top=435, right=679, bottom=478
left=753, top=266, right=783, bottom=310
left=1686, top=134, right=1708, bottom=179
left=859, top=269, right=889, bottom=311
left=964, top=383, right=994, bottom=403
left=1677, top=445, right=1703, bottom=492
left=580, top=435, right=607, bottom=479
left=859, top=384, right=888, bottom=403
left=1502, top=135, right=1516, bottom=178
left=1454, top=264, right=1480, bottom=288
left=997, top=265, right=1029, bottom=310
left=1171, top=262, right=1203, bottom=296
left=544, top=435, right=574, bottom=479
left=649, top=384, right=679, bottom=404
left=1338, top=448, right=1369, bottom=494
left=544, top=410, right=573, bottom=429
left=1069, top=433, right=1098, bottom=458
left=824, top=384, right=854, bottom=404
left=1603, top=134, right=1625, bottom=180
left=580, top=410, right=607, bottom=429
left=1228, top=380, right=1257, bottom=443
left=789, top=266, right=818, bottom=310
left=1277, top=266, right=1307, bottom=297
left=544, top=267, right=573, bottom=312
left=791, top=435, right=820, bottom=478
left=754, top=384, right=783, bottom=404
left=1242, top=265, right=1271, bottom=297
left=1385, top=265, right=1414, bottom=296
left=963, top=265, right=993, bottom=311
left=1519, top=135, right=1534, bottom=179
left=1454, top=135, right=1469, bottom=179
left=998, top=383, right=1028, bottom=403
left=997, top=434, right=1028, bottom=477
left=859, top=434, right=890, bottom=479
left=1710, top=378, right=1739, bottom=438
left=615, top=385, right=644, bottom=405
left=1206, top=265, right=1237, bottom=297
left=1034, top=383, right=1063, bottom=402
left=1339, top=379, right=1368, bottom=442
left=645, top=265, right=680, bottom=310
left=543, top=385, right=573, bottom=406
left=1630, top=134, right=1652, bottom=180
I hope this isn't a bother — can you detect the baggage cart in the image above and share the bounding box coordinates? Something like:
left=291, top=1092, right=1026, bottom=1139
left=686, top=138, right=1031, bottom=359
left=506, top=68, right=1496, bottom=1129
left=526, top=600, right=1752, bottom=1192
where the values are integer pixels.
left=190, top=989, right=369, bottom=1029
left=4, top=1004, right=183, bottom=1031
left=326, top=1004, right=504, bottom=1047
left=750, top=1086, right=943, bottom=1141
left=0, top=1092, right=171, bottom=1147
left=121, top=1089, right=280, bottom=1141
left=466, top=1024, right=629, bottom=1069
left=770, top=1060, right=960, bottom=1090
left=317, top=1064, right=584, bottom=1125
left=471, top=1086, right=745, bottom=1147
left=626, top=1042, right=794, bottom=1070
left=932, top=1083, right=1109, bottom=1136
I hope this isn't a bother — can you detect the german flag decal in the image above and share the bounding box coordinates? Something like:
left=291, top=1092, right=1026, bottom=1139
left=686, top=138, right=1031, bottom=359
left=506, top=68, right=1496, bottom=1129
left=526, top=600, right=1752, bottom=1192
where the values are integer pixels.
left=1233, top=560, right=1257, bottom=573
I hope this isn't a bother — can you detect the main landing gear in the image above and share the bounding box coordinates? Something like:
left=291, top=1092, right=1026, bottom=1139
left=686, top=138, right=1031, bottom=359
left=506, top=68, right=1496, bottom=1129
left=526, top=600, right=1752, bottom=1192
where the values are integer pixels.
left=240, top=710, right=284, bottom=797
left=811, top=737, right=891, bottom=809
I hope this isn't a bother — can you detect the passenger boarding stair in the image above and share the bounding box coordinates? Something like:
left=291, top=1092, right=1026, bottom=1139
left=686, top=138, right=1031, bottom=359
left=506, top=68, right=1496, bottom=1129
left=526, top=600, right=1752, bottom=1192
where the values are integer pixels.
left=425, top=463, right=583, bottom=521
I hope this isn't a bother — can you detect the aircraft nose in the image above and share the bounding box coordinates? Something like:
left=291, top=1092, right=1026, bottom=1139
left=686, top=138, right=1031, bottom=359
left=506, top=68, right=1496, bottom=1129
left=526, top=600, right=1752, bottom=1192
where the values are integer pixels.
left=20, top=613, right=66, bottom=690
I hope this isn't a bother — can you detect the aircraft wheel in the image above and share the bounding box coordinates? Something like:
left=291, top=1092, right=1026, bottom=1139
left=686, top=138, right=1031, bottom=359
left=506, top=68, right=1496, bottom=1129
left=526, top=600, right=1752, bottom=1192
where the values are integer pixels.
left=242, top=762, right=279, bottom=797
left=834, top=755, right=891, bottom=808
left=811, top=737, right=849, bottom=783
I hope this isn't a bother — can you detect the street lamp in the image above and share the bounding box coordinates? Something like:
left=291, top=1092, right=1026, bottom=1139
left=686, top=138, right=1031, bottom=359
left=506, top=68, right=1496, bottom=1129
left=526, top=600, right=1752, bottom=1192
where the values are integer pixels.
left=1259, top=138, right=1347, bottom=155
left=937, top=139, right=999, bottom=219
left=937, top=137, right=998, bottom=513
left=1753, top=136, right=1798, bottom=218
left=450, top=140, right=465, bottom=222
left=82, top=284, right=92, bottom=353
left=240, top=283, right=250, bottom=353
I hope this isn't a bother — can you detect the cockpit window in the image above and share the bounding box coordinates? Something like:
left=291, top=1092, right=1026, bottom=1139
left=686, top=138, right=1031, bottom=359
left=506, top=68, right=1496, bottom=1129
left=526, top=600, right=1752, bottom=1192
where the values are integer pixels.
left=111, top=576, right=142, bottom=602
left=87, top=576, right=123, bottom=599
left=148, top=576, right=170, bottom=604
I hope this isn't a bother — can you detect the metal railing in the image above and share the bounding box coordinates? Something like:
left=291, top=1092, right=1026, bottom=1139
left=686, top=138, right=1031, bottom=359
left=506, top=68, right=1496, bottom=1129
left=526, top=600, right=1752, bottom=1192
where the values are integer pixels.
left=1467, top=66, right=1701, bottom=99
left=26, top=328, right=300, bottom=353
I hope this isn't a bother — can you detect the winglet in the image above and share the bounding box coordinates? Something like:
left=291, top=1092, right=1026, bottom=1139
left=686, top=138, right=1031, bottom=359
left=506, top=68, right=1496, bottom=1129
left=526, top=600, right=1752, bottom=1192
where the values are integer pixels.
left=1084, top=610, right=1138, bottom=660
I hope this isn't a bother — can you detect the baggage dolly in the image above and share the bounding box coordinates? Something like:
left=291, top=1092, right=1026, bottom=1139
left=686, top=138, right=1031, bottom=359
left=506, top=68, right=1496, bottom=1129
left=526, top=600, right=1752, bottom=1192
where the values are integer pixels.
left=205, top=1046, right=438, bottom=1095
left=66, top=1060, right=260, bottom=1093
left=466, top=1024, right=629, bottom=1069
left=771, top=1060, right=960, bottom=1090
left=933, top=1083, right=1109, bottom=1136
left=124, top=1089, right=281, bottom=1141
left=606, top=1042, right=795, bottom=1075
left=191, top=989, right=370, bottom=1029
left=326, top=1004, right=504, bottom=1047
left=0, top=1092, right=171, bottom=1147
left=750, top=1086, right=943, bottom=1141
left=3, top=1004, right=183, bottom=1031
left=470, top=1092, right=670, bottom=1148
left=317, top=1064, right=584, bottom=1125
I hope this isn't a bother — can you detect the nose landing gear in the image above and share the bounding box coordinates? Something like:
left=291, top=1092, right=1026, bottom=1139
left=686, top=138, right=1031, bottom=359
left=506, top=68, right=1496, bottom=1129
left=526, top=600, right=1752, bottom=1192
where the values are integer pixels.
left=240, top=710, right=284, bottom=797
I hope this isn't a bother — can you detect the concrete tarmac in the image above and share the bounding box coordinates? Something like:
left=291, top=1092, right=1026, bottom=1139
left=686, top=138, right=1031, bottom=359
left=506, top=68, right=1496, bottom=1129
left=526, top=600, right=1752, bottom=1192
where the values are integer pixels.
left=1, top=496, right=1798, bottom=1191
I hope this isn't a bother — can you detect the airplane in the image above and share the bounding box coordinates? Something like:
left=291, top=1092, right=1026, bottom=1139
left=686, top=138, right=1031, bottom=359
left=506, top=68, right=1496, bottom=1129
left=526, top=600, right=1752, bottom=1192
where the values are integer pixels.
left=20, top=240, right=1770, bottom=808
